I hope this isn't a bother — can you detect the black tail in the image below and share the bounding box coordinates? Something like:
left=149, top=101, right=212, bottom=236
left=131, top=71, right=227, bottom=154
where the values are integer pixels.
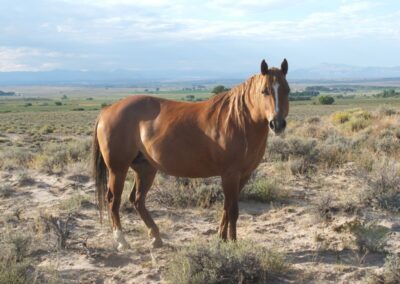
left=92, top=117, right=108, bottom=223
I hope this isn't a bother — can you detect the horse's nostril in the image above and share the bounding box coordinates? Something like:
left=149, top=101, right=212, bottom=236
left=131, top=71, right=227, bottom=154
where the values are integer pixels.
left=269, top=120, right=275, bottom=130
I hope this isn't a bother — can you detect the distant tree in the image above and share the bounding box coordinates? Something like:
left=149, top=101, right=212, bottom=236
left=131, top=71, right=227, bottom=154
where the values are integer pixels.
left=61, top=94, right=68, bottom=100
left=212, top=85, right=229, bottom=94
left=318, top=95, right=335, bottom=105
left=185, top=95, right=195, bottom=101
left=54, top=101, right=62, bottom=106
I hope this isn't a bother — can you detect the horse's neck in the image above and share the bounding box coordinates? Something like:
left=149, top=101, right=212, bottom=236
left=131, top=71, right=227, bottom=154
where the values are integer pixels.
left=206, top=76, right=268, bottom=136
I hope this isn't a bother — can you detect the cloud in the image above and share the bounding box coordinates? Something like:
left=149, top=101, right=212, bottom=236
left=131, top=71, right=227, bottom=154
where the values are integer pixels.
left=0, top=47, right=84, bottom=71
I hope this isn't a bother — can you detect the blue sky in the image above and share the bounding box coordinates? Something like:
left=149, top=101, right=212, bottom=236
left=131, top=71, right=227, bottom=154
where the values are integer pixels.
left=1, top=0, right=400, bottom=75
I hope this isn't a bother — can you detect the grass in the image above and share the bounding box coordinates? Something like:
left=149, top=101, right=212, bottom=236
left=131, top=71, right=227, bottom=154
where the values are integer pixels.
left=165, top=238, right=291, bottom=284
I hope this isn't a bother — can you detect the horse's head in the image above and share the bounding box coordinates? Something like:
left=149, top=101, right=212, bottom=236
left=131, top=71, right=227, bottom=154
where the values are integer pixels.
left=259, top=59, right=290, bottom=135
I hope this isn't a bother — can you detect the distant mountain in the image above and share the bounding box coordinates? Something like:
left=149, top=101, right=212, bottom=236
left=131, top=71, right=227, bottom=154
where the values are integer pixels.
left=289, top=63, right=400, bottom=81
left=1, top=64, right=400, bottom=86
left=0, top=69, right=246, bottom=87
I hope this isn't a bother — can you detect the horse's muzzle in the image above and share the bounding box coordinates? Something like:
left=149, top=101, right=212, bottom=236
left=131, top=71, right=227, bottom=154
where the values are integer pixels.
left=269, top=117, right=286, bottom=134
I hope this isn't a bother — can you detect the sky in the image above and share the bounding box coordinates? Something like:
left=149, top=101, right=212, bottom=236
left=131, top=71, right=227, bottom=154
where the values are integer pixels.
left=1, top=0, right=400, bottom=76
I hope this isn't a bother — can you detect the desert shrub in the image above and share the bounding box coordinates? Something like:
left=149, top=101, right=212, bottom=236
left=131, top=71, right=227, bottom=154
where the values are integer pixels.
left=241, top=179, right=288, bottom=202
left=39, top=125, right=54, bottom=134
left=0, top=185, right=15, bottom=198
left=374, top=134, right=400, bottom=155
left=0, top=231, right=33, bottom=284
left=355, top=150, right=375, bottom=172
left=318, top=135, right=352, bottom=168
left=348, top=117, right=370, bottom=132
left=331, top=109, right=372, bottom=132
left=377, top=106, right=397, bottom=116
left=33, top=139, right=91, bottom=174
left=16, top=172, right=36, bottom=186
left=166, top=239, right=291, bottom=284
left=54, top=101, right=62, bottom=106
left=332, top=112, right=350, bottom=124
left=306, top=116, right=321, bottom=124
left=313, top=194, right=335, bottom=222
left=151, top=177, right=223, bottom=208
left=289, top=157, right=314, bottom=175
left=24, top=103, right=32, bottom=107
left=363, top=160, right=400, bottom=211
left=383, top=254, right=400, bottom=284
left=0, top=148, right=34, bottom=170
left=58, top=192, right=91, bottom=213
left=349, top=221, right=390, bottom=253
left=266, top=136, right=289, bottom=161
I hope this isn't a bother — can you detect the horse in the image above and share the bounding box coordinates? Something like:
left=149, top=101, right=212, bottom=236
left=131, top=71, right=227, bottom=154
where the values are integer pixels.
left=92, top=59, right=290, bottom=250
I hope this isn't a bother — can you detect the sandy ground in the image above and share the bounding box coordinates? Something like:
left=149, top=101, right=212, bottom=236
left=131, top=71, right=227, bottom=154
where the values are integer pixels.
left=1, top=159, right=399, bottom=284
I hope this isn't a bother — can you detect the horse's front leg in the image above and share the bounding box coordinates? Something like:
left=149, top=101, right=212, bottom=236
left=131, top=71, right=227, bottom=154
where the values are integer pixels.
left=220, top=172, right=241, bottom=241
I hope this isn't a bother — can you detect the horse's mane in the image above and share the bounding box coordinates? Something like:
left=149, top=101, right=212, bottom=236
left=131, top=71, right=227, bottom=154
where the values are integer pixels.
left=208, top=74, right=265, bottom=131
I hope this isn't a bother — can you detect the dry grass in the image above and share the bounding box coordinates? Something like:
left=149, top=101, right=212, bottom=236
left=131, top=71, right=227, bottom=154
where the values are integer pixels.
left=166, top=238, right=292, bottom=284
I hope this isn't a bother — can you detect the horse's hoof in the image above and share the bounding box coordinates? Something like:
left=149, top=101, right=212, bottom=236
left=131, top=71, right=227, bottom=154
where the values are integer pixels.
left=151, top=238, right=163, bottom=248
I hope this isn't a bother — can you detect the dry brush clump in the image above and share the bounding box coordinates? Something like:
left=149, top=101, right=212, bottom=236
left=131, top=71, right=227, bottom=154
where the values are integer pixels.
left=361, top=159, right=400, bottom=212
left=165, top=238, right=292, bottom=284
left=0, top=230, right=34, bottom=284
left=240, top=178, right=288, bottom=203
left=268, top=107, right=400, bottom=177
left=150, top=175, right=223, bottom=208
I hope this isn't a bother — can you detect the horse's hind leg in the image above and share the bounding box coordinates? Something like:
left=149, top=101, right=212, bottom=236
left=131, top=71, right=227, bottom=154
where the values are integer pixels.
left=129, top=158, right=161, bottom=248
left=107, top=169, right=130, bottom=251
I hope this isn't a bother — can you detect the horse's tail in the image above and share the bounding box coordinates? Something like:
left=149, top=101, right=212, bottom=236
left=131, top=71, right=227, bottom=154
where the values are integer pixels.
left=92, top=117, right=107, bottom=223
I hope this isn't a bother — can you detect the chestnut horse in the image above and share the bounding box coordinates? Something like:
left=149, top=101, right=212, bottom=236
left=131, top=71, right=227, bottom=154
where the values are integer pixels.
left=92, top=59, right=290, bottom=250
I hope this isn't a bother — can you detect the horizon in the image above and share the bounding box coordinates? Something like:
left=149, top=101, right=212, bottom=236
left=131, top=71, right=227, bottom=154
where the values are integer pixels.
left=1, top=0, right=400, bottom=77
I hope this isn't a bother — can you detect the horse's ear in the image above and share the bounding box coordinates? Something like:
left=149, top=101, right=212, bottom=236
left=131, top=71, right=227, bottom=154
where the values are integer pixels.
left=261, top=59, right=268, bottom=75
left=281, top=58, right=288, bottom=76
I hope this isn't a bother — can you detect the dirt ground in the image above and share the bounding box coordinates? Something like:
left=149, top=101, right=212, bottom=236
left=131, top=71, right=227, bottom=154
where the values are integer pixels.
left=1, top=156, right=399, bottom=283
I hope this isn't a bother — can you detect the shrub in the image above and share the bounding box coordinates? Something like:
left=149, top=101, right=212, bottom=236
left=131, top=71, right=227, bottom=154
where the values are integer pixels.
left=349, top=221, right=390, bottom=253
left=318, top=95, right=335, bottom=105
left=165, top=239, right=291, bottom=284
left=54, top=101, right=62, bottom=106
left=39, top=125, right=54, bottom=134
left=0, top=231, right=33, bottom=284
left=212, top=85, right=229, bottom=94
left=241, top=179, right=288, bottom=202
left=150, top=177, right=223, bottom=208
left=332, top=112, right=350, bottom=124
left=383, top=254, right=400, bottom=283
left=363, top=160, right=400, bottom=212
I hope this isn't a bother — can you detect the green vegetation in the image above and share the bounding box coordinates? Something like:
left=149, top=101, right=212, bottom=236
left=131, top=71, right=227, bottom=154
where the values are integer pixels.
left=318, top=95, right=335, bottom=105
left=211, top=85, right=229, bottom=94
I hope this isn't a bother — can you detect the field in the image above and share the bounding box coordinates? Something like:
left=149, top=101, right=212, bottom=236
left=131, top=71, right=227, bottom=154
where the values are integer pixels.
left=1, top=85, right=400, bottom=283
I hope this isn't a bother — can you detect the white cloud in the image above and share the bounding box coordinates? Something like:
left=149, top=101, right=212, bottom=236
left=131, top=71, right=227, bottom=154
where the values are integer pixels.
left=0, top=47, right=77, bottom=71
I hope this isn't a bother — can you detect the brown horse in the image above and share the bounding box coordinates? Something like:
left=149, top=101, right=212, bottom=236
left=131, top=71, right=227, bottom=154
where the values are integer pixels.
left=92, top=59, right=290, bottom=250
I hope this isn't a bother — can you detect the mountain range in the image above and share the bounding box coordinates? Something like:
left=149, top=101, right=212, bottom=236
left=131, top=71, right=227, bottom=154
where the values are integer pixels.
left=1, top=64, right=400, bottom=86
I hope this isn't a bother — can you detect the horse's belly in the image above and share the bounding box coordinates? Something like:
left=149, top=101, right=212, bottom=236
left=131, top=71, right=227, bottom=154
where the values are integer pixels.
left=141, top=137, right=219, bottom=177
